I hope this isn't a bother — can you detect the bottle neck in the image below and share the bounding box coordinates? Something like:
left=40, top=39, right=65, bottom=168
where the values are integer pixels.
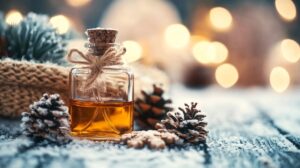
left=86, top=43, right=120, bottom=56
left=86, top=43, right=127, bottom=68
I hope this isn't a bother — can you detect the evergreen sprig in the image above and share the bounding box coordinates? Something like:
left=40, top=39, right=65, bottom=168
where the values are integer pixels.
left=3, top=12, right=67, bottom=65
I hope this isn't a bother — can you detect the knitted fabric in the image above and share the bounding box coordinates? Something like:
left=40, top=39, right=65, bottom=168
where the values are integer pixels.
left=0, top=59, right=170, bottom=117
left=0, top=59, right=69, bottom=117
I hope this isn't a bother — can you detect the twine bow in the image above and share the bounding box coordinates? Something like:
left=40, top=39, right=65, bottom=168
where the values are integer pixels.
left=67, top=45, right=126, bottom=88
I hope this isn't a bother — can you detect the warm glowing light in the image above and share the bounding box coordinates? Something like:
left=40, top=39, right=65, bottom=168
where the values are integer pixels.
left=280, top=39, right=300, bottom=63
left=192, top=41, right=213, bottom=64
left=192, top=41, right=228, bottom=64
left=215, top=63, right=239, bottom=88
left=164, top=24, right=190, bottom=49
left=191, top=35, right=208, bottom=44
left=123, top=40, right=143, bottom=63
left=66, top=0, right=91, bottom=7
left=211, top=41, right=228, bottom=64
left=269, top=66, right=290, bottom=93
left=275, top=0, right=297, bottom=21
left=49, top=15, right=70, bottom=34
left=209, top=7, right=233, bottom=31
left=5, top=10, right=23, bottom=25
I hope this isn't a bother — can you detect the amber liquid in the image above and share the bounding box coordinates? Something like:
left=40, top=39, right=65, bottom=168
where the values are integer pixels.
left=70, top=99, right=134, bottom=140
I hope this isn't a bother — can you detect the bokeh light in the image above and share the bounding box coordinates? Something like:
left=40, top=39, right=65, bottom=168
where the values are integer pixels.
left=164, top=24, right=190, bottom=49
left=192, top=41, right=213, bottom=64
left=269, top=66, right=290, bottom=93
left=65, top=0, right=91, bottom=7
left=211, top=41, right=228, bottom=64
left=209, top=7, right=233, bottom=31
left=280, top=39, right=300, bottom=63
left=215, top=63, right=239, bottom=88
left=192, top=41, right=228, bottom=64
left=275, top=0, right=297, bottom=21
left=123, top=40, right=143, bottom=63
left=5, top=10, right=23, bottom=25
left=49, top=15, right=70, bottom=34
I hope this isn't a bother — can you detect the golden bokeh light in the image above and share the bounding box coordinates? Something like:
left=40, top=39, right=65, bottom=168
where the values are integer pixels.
left=191, top=35, right=208, bottom=44
left=5, top=10, right=23, bottom=25
left=49, top=15, right=70, bottom=34
left=215, top=63, right=239, bottom=88
left=192, top=41, right=213, bottom=64
left=269, top=66, right=290, bottom=93
left=123, top=40, right=143, bottom=63
left=164, top=24, right=190, bottom=49
left=66, top=0, right=91, bottom=7
left=275, top=0, right=297, bottom=21
left=211, top=41, right=228, bottom=64
left=192, top=41, right=228, bottom=64
left=280, top=39, right=300, bottom=63
left=209, top=7, right=233, bottom=31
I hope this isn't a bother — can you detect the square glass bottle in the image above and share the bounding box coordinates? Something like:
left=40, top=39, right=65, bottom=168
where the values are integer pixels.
left=69, top=28, right=134, bottom=140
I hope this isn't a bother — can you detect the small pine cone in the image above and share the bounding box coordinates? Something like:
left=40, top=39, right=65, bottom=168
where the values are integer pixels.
left=135, top=85, right=173, bottom=130
left=21, top=93, right=71, bottom=143
left=156, top=102, right=208, bottom=144
left=120, top=130, right=182, bottom=149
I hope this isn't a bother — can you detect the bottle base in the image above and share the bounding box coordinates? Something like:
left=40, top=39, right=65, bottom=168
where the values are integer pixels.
left=70, top=131, right=126, bottom=141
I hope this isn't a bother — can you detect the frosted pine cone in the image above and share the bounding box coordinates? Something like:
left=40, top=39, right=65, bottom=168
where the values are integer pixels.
left=21, top=93, right=70, bottom=143
left=156, top=102, right=208, bottom=144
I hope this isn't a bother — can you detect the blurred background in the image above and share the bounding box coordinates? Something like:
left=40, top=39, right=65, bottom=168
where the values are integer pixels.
left=1, top=0, right=300, bottom=93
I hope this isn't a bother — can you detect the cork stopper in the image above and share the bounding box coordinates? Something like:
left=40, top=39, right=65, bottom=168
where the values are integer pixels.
left=86, top=28, right=118, bottom=55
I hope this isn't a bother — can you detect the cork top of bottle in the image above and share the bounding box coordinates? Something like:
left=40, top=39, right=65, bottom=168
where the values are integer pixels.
left=86, top=28, right=118, bottom=44
left=85, top=28, right=118, bottom=55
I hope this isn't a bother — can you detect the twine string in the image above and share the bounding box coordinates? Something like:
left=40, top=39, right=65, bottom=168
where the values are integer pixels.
left=67, top=45, right=126, bottom=88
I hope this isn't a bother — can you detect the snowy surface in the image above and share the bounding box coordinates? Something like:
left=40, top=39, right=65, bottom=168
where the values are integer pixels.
left=0, top=85, right=300, bottom=168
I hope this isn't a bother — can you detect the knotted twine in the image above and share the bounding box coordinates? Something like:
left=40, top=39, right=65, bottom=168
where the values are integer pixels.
left=67, top=45, right=126, bottom=89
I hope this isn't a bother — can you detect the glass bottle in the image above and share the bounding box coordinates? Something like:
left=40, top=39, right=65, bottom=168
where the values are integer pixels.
left=69, top=28, right=134, bottom=140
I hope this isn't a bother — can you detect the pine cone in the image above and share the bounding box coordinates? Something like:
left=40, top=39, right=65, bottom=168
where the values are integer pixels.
left=120, top=130, right=182, bottom=149
left=134, top=84, right=173, bottom=130
left=156, top=102, right=208, bottom=144
left=21, top=93, right=70, bottom=143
